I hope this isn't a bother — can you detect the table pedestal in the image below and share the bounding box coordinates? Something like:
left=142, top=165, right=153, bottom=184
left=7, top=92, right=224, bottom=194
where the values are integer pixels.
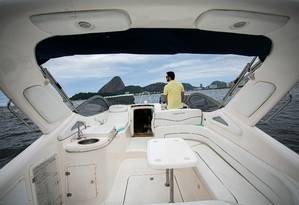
left=165, top=169, right=174, bottom=203
left=165, top=169, right=170, bottom=187
left=169, top=169, right=174, bottom=203
left=147, top=138, right=198, bottom=204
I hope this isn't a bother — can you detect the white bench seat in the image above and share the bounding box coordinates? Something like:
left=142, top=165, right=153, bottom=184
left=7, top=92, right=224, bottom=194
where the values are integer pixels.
left=154, top=125, right=299, bottom=205
left=153, top=109, right=202, bottom=129
left=193, top=144, right=271, bottom=205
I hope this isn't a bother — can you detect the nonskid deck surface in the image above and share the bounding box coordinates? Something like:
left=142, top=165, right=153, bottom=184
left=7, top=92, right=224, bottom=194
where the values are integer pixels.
left=124, top=174, right=183, bottom=204
left=104, top=158, right=211, bottom=205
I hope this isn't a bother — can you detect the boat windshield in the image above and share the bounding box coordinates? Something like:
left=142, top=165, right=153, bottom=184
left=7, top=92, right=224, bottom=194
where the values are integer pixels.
left=41, top=53, right=254, bottom=116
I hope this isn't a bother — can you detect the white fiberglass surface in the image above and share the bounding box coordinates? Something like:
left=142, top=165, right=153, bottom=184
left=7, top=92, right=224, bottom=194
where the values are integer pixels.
left=104, top=158, right=211, bottom=205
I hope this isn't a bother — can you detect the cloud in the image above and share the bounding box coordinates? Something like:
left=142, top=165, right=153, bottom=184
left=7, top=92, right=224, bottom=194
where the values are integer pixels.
left=147, top=54, right=251, bottom=82
left=43, top=53, right=253, bottom=93
left=43, top=54, right=154, bottom=79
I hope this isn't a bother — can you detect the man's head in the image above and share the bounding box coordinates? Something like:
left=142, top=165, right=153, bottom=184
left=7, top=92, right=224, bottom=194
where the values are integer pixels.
left=166, top=71, right=175, bottom=82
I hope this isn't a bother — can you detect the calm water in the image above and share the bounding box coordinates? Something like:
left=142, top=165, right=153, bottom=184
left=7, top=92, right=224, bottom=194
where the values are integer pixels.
left=0, top=86, right=299, bottom=168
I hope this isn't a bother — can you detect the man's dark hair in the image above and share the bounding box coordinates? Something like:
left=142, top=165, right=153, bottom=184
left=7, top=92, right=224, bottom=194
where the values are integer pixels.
left=167, top=71, right=175, bottom=80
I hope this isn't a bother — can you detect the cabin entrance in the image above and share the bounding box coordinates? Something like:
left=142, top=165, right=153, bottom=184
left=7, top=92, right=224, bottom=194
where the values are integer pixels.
left=132, top=106, right=153, bottom=137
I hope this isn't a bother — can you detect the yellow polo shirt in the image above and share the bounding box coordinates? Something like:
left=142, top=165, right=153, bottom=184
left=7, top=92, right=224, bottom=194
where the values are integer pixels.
left=163, top=80, right=184, bottom=109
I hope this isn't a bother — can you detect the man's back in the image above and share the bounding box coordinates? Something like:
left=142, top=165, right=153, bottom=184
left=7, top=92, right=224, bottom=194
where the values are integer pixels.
left=163, top=80, right=184, bottom=109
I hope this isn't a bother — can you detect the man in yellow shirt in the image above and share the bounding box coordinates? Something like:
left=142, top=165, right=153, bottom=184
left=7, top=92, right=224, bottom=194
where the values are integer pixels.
left=163, top=71, right=184, bottom=109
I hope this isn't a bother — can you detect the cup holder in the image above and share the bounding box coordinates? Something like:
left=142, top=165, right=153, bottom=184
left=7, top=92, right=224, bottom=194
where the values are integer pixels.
left=78, top=138, right=99, bottom=145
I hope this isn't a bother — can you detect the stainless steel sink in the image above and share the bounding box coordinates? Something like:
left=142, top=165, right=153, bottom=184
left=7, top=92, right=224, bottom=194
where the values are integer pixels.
left=78, top=138, right=99, bottom=145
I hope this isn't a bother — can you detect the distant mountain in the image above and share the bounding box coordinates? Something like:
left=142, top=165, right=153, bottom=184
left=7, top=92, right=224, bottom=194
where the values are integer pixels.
left=98, top=76, right=125, bottom=94
left=142, top=82, right=196, bottom=93
left=209, top=81, right=228, bottom=89
left=182, top=83, right=197, bottom=91
left=144, top=82, right=166, bottom=93
left=71, top=76, right=198, bottom=100
left=123, top=85, right=144, bottom=93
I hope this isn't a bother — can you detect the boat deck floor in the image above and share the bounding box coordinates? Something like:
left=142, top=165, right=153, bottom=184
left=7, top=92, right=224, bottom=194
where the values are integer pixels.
left=104, top=158, right=211, bottom=205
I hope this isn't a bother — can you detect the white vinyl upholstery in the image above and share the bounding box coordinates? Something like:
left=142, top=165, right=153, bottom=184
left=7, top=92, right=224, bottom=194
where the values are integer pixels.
left=194, top=144, right=271, bottom=205
left=154, top=125, right=299, bottom=205
left=153, top=109, right=202, bottom=129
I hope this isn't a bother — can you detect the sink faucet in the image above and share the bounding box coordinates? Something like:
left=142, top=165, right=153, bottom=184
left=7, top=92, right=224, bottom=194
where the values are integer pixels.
left=75, top=121, right=87, bottom=140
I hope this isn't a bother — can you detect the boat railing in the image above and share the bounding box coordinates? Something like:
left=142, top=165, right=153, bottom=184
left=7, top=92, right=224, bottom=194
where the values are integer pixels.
left=261, top=92, right=293, bottom=123
left=221, top=56, right=262, bottom=107
left=7, top=99, right=36, bottom=131
left=40, top=66, right=77, bottom=112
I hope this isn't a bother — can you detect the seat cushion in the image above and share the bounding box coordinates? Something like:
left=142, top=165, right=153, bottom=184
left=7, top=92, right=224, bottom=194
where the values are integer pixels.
left=193, top=144, right=272, bottom=205
left=154, top=109, right=202, bottom=128
left=152, top=125, right=299, bottom=205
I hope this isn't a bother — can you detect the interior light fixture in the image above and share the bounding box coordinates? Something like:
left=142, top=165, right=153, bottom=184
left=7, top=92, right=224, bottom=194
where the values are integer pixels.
left=77, top=21, right=93, bottom=29
left=230, top=21, right=248, bottom=30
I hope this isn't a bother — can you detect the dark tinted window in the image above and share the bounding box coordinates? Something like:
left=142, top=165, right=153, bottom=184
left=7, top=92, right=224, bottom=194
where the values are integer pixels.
left=0, top=91, right=41, bottom=168
left=257, top=83, right=299, bottom=154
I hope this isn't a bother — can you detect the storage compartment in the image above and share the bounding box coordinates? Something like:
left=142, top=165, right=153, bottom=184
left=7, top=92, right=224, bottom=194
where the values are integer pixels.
left=66, top=164, right=97, bottom=201
left=30, top=155, right=62, bottom=205
left=132, top=107, right=153, bottom=137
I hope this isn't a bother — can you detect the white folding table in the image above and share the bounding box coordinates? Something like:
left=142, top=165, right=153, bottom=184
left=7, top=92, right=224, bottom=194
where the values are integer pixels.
left=147, top=138, right=198, bottom=203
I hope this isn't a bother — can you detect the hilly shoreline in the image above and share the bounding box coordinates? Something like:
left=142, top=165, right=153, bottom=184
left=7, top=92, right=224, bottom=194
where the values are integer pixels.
left=70, top=76, right=197, bottom=100
left=70, top=76, right=230, bottom=100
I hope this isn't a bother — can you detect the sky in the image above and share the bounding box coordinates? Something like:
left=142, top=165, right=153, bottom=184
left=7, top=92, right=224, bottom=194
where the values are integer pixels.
left=43, top=53, right=252, bottom=96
